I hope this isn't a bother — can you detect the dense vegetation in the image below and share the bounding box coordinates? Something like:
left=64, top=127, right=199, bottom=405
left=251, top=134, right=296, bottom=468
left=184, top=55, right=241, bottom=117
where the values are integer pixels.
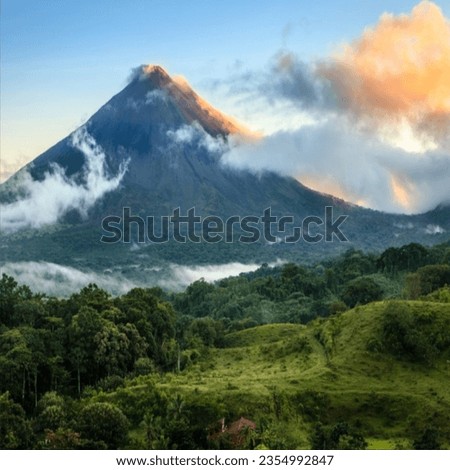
left=1, top=242, right=449, bottom=450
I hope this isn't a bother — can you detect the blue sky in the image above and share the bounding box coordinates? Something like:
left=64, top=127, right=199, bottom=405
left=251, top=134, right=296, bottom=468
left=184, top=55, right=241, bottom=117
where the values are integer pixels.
left=1, top=0, right=449, bottom=184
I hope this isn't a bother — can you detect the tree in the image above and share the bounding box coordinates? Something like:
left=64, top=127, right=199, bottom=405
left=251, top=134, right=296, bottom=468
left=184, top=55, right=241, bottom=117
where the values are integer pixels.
left=0, top=327, right=46, bottom=408
left=142, top=413, right=168, bottom=449
left=341, top=277, right=383, bottom=308
left=187, top=318, right=224, bottom=347
left=70, top=284, right=111, bottom=313
left=94, top=321, right=130, bottom=377
left=0, top=274, right=33, bottom=326
left=36, top=392, right=67, bottom=432
left=413, top=427, right=441, bottom=450
left=0, top=392, right=33, bottom=449
left=116, top=288, right=176, bottom=366
left=310, top=421, right=367, bottom=450
left=408, top=265, right=450, bottom=297
left=377, top=243, right=429, bottom=274
left=381, top=302, right=450, bottom=363
left=68, top=306, right=104, bottom=394
left=78, top=402, right=129, bottom=449
left=175, top=279, right=215, bottom=317
left=40, top=428, right=81, bottom=450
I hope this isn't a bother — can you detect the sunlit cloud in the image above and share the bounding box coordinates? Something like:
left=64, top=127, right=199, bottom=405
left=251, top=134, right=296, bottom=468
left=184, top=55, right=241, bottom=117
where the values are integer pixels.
left=318, top=1, right=450, bottom=147
left=390, top=174, right=414, bottom=211
left=221, top=118, right=450, bottom=214
left=215, top=1, right=450, bottom=214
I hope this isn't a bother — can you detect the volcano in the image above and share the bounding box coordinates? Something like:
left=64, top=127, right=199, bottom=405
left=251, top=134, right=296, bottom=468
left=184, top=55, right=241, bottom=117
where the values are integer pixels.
left=23, top=65, right=346, bottom=220
left=1, top=65, right=449, bottom=281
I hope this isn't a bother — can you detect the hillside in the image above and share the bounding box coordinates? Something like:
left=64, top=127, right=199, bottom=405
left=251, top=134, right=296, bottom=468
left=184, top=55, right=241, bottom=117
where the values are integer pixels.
left=1, top=244, right=449, bottom=450
left=110, top=301, right=449, bottom=449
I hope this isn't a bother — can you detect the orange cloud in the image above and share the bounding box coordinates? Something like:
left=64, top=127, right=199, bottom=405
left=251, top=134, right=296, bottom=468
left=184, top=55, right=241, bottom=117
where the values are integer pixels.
left=390, top=174, right=415, bottom=211
left=298, top=174, right=369, bottom=209
left=318, top=1, right=450, bottom=143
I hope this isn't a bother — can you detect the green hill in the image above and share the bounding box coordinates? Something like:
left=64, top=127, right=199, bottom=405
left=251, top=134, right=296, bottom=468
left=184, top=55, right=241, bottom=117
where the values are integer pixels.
left=93, top=300, right=450, bottom=449
left=2, top=259, right=449, bottom=450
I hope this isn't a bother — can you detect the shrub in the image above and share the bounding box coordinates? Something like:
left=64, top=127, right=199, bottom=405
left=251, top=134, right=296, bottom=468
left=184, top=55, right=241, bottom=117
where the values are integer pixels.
left=78, top=402, right=129, bottom=449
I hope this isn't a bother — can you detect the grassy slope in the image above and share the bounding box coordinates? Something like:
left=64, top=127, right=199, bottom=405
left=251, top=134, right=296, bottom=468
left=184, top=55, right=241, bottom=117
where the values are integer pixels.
left=107, top=300, right=450, bottom=449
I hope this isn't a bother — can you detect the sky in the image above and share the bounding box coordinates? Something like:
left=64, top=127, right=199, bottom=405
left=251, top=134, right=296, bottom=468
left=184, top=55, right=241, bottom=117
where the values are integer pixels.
left=1, top=0, right=450, bottom=214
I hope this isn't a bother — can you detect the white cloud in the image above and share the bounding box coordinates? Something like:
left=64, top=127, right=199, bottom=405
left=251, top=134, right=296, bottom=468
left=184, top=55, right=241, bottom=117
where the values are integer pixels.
left=159, top=259, right=285, bottom=291
left=161, top=261, right=260, bottom=290
left=167, top=122, right=228, bottom=154
left=425, top=224, right=445, bottom=235
left=0, top=155, right=31, bottom=183
left=0, top=261, right=137, bottom=297
left=207, top=30, right=450, bottom=215
left=220, top=118, right=450, bottom=214
left=393, top=222, right=414, bottom=230
left=145, top=89, right=168, bottom=105
left=1, top=260, right=285, bottom=296
left=0, top=128, right=129, bottom=233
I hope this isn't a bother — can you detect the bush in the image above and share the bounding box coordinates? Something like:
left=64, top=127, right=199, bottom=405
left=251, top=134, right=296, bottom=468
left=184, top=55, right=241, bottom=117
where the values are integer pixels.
left=381, top=302, right=450, bottom=363
left=406, top=265, right=450, bottom=299
left=310, top=421, right=367, bottom=450
left=78, top=402, right=129, bottom=449
left=413, top=427, right=441, bottom=450
left=341, top=278, right=383, bottom=308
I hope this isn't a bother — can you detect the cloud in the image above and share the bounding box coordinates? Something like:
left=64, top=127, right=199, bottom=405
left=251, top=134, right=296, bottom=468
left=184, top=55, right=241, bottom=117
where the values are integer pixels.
left=127, top=64, right=158, bottom=82
left=159, top=260, right=285, bottom=291
left=211, top=1, right=450, bottom=214
left=0, top=128, right=129, bottom=233
left=0, top=260, right=285, bottom=296
left=317, top=1, right=450, bottom=144
left=164, top=261, right=262, bottom=289
left=259, top=2, right=450, bottom=148
left=424, top=224, right=445, bottom=235
left=167, top=122, right=228, bottom=154
left=221, top=118, right=450, bottom=214
left=145, top=89, right=168, bottom=104
left=0, top=155, right=31, bottom=183
left=264, top=53, right=335, bottom=112
left=124, top=89, right=169, bottom=111
left=0, top=261, right=138, bottom=297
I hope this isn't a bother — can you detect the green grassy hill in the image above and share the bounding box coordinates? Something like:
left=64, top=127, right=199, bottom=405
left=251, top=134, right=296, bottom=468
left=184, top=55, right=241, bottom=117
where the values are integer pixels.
left=92, top=299, right=450, bottom=449
left=99, top=301, right=450, bottom=449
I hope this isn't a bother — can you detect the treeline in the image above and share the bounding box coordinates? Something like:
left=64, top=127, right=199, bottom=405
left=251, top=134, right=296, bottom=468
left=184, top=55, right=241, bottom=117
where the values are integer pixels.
left=172, top=241, right=450, bottom=326
left=0, top=241, right=449, bottom=449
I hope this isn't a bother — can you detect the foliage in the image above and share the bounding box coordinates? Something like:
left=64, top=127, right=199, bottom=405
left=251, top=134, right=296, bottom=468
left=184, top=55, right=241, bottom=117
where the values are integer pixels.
left=77, top=402, right=129, bottom=449
left=0, top=392, right=33, bottom=449
left=381, top=301, right=450, bottom=363
left=413, top=427, right=441, bottom=450
left=0, top=242, right=449, bottom=449
left=310, top=422, right=367, bottom=450
left=341, top=277, right=383, bottom=308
